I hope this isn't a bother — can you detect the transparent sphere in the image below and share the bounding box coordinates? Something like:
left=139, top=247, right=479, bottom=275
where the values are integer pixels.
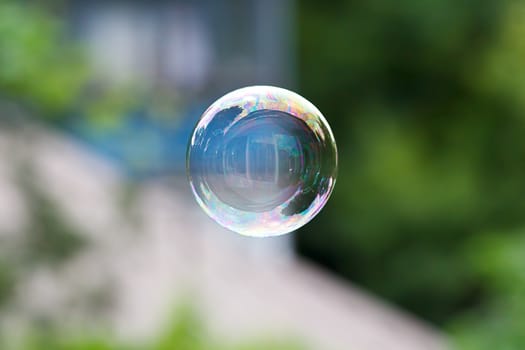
left=187, top=86, right=337, bottom=237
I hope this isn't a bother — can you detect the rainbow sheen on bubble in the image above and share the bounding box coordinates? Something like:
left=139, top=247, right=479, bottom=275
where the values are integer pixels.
left=186, top=86, right=337, bottom=237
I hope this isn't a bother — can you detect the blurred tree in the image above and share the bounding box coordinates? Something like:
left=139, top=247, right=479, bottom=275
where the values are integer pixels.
left=296, top=0, right=525, bottom=336
left=450, top=229, right=525, bottom=350
left=0, top=1, right=88, bottom=118
left=0, top=261, right=15, bottom=307
left=17, top=168, right=86, bottom=266
left=449, top=2, right=525, bottom=347
left=0, top=0, right=134, bottom=125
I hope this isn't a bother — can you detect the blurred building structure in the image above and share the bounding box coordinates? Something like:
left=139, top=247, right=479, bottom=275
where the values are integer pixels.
left=65, top=0, right=295, bottom=175
left=64, top=0, right=299, bottom=266
left=0, top=126, right=448, bottom=350
left=68, top=0, right=295, bottom=94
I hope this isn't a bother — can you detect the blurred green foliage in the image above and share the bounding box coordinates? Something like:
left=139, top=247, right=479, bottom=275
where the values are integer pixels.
left=17, top=168, right=86, bottom=266
left=0, top=165, right=87, bottom=311
left=0, top=260, right=15, bottom=307
left=450, top=230, right=525, bottom=350
left=0, top=0, right=134, bottom=124
left=0, top=1, right=88, bottom=116
left=296, top=0, right=525, bottom=345
left=12, top=306, right=304, bottom=350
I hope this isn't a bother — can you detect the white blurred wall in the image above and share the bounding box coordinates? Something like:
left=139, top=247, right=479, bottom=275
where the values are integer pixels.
left=0, top=125, right=449, bottom=350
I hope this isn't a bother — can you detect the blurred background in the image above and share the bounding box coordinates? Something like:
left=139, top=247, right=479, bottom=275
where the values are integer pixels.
left=0, top=0, right=524, bottom=349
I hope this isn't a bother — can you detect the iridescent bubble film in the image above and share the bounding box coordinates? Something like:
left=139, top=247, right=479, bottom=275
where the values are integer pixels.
left=186, top=86, right=338, bottom=237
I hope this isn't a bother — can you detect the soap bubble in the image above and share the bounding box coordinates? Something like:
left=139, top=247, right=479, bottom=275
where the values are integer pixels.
left=186, top=86, right=337, bottom=237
